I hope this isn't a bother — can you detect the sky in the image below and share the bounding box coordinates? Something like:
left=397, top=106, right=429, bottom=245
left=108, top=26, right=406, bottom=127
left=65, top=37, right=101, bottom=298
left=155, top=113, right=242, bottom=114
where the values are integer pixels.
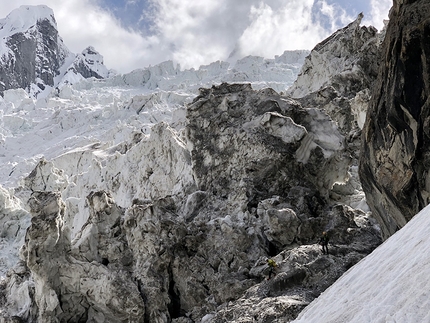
left=0, top=0, right=392, bottom=74
left=292, top=202, right=430, bottom=323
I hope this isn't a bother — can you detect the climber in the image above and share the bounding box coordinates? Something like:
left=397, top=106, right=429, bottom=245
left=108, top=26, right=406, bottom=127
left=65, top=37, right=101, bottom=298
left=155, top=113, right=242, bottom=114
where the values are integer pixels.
left=267, top=258, right=277, bottom=280
left=319, top=231, right=329, bottom=254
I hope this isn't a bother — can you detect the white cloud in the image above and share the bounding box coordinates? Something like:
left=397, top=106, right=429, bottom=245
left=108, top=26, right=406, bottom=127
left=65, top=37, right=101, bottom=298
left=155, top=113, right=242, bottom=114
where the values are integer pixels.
left=0, top=0, right=164, bottom=73
left=0, top=1, right=391, bottom=74
left=364, top=0, right=392, bottom=30
left=319, top=0, right=353, bottom=30
left=148, top=0, right=249, bottom=68
left=149, top=0, right=355, bottom=68
left=237, top=2, right=315, bottom=57
left=236, top=0, right=353, bottom=59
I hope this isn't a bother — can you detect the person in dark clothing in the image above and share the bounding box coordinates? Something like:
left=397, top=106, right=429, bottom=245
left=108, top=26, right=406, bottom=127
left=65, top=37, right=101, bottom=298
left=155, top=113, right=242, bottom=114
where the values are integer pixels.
left=319, top=231, right=329, bottom=254
left=267, top=258, right=277, bottom=279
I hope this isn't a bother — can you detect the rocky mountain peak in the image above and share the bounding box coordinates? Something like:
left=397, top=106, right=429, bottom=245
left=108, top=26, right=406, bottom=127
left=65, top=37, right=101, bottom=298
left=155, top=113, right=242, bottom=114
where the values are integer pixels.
left=75, top=46, right=109, bottom=78
left=0, top=5, right=109, bottom=98
left=59, top=46, right=110, bottom=87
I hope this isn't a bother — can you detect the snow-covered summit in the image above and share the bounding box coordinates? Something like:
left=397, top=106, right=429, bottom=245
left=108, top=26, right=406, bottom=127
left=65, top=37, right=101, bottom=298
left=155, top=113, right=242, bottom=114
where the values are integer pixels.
left=0, top=5, right=110, bottom=99
left=59, top=46, right=110, bottom=86
left=0, top=5, right=56, bottom=38
left=76, top=46, right=109, bottom=78
left=0, top=49, right=309, bottom=190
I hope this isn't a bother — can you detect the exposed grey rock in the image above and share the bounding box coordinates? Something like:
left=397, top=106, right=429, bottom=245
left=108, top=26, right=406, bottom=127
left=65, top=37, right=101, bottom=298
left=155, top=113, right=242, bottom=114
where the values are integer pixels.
left=359, top=0, right=430, bottom=239
left=206, top=204, right=381, bottom=323
left=0, top=7, right=69, bottom=97
left=286, top=13, right=383, bottom=211
left=0, top=260, right=37, bottom=323
left=258, top=197, right=300, bottom=247
left=186, top=83, right=351, bottom=213
left=121, top=192, right=380, bottom=323
left=19, top=191, right=145, bottom=322
left=68, top=46, right=108, bottom=79
left=23, top=158, right=68, bottom=193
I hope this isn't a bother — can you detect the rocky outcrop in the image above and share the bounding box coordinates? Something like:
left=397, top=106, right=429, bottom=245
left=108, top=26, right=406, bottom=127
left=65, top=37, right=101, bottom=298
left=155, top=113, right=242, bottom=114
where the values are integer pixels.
left=4, top=189, right=379, bottom=323
left=17, top=190, right=145, bottom=323
left=286, top=14, right=384, bottom=211
left=0, top=186, right=30, bottom=276
left=69, top=46, right=109, bottom=79
left=359, top=0, right=430, bottom=239
left=186, top=83, right=351, bottom=213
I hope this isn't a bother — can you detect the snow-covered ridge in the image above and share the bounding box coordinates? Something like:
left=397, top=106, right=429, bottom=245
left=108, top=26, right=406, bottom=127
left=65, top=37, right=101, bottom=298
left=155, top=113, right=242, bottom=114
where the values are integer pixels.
left=0, top=4, right=309, bottom=100
left=0, top=5, right=113, bottom=99
left=71, top=50, right=309, bottom=95
left=0, top=4, right=309, bottom=192
left=287, top=14, right=382, bottom=99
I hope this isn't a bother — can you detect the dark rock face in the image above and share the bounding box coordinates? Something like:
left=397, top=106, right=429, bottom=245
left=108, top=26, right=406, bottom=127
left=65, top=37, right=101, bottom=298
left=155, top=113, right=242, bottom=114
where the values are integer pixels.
left=15, top=189, right=380, bottom=323
left=186, top=83, right=351, bottom=213
left=0, top=18, right=68, bottom=96
left=67, top=46, right=109, bottom=80
left=360, top=0, right=430, bottom=239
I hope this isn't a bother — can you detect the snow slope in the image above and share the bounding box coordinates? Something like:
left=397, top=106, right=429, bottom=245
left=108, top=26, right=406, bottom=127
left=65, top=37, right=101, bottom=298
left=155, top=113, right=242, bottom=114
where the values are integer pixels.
left=292, top=203, right=430, bottom=323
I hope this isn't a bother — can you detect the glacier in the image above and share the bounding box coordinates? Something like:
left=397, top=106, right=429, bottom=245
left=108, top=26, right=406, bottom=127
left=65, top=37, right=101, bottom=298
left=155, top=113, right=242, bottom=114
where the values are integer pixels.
left=5, top=3, right=429, bottom=323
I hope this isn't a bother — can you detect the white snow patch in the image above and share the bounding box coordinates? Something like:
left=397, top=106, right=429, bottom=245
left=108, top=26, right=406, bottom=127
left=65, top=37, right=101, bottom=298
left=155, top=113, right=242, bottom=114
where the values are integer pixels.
left=293, top=203, right=430, bottom=323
